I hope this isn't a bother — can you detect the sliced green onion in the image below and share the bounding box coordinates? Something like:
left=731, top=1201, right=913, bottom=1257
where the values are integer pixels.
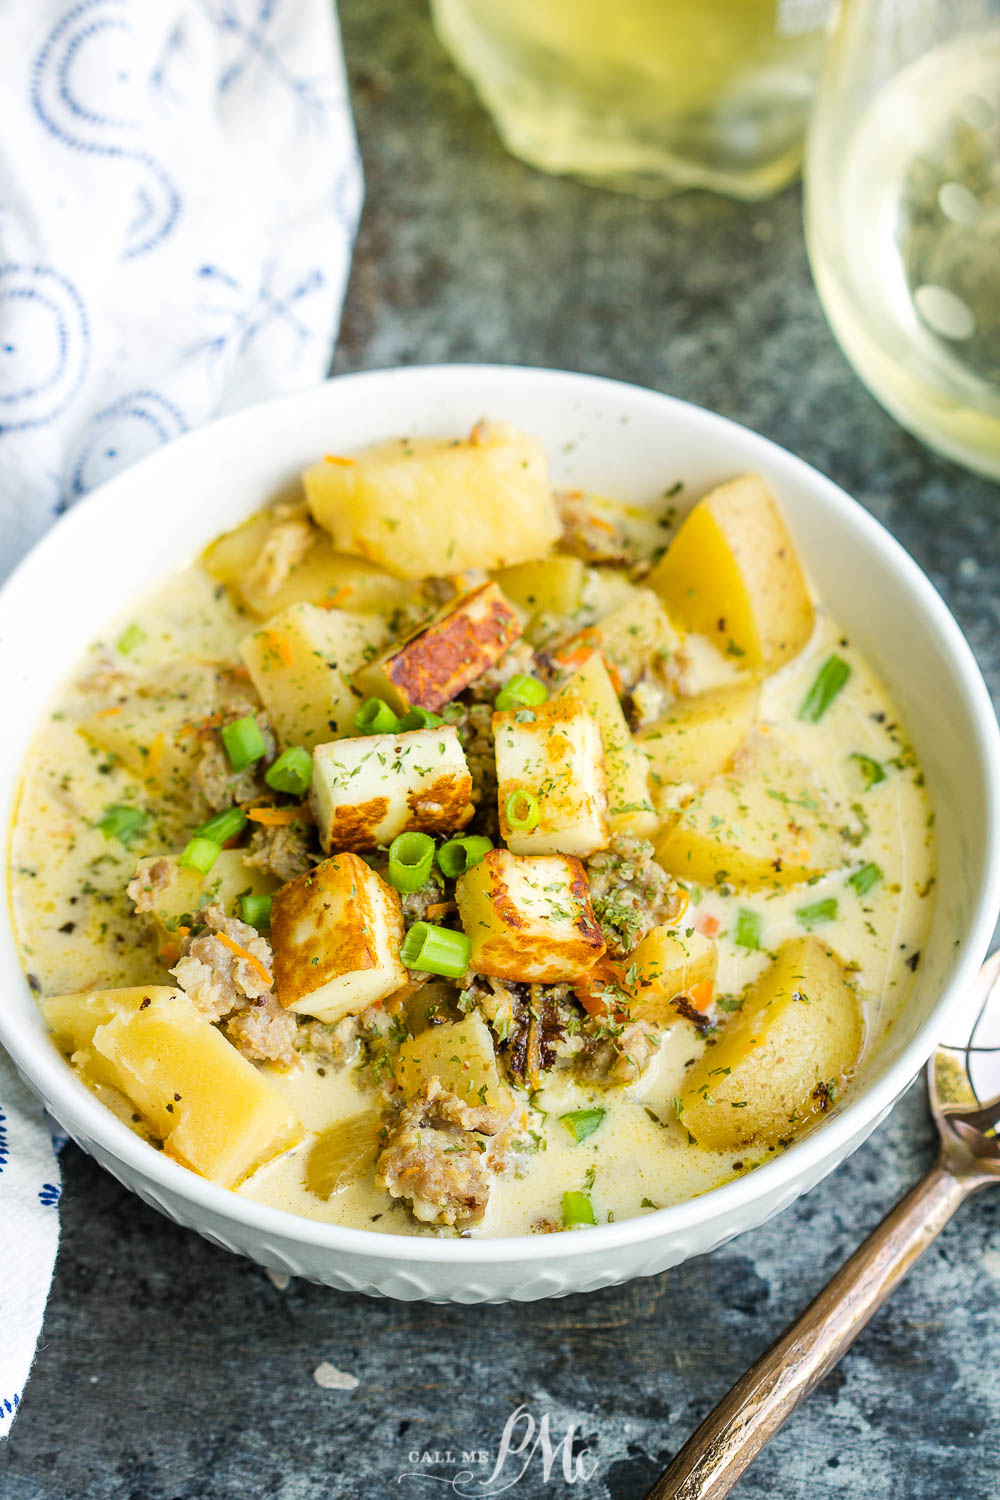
left=437, top=835, right=493, bottom=879
left=116, top=623, right=146, bottom=656
left=387, top=832, right=435, bottom=893
left=354, top=698, right=401, bottom=736
left=798, top=655, right=851, bottom=723
left=179, top=836, right=221, bottom=876
left=850, top=752, right=886, bottom=789
left=562, top=1190, right=597, bottom=1227
left=504, top=789, right=540, bottom=832
left=400, top=921, right=471, bottom=978
left=240, top=892, right=272, bottom=928
left=221, top=714, right=266, bottom=771
left=194, top=806, right=247, bottom=844
left=733, top=908, right=762, bottom=951
left=397, top=707, right=444, bottom=731
left=848, top=862, right=883, bottom=897
left=94, top=804, right=146, bottom=847
left=265, top=745, right=313, bottom=796
left=494, top=674, right=549, bottom=712
left=796, top=897, right=838, bottom=929
left=560, top=1108, right=606, bottom=1143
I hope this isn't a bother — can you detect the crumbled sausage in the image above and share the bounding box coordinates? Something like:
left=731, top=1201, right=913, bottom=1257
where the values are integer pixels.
left=242, top=512, right=316, bottom=600
left=585, top=833, right=682, bottom=958
left=243, top=821, right=314, bottom=882
left=375, top=1076, right=504, bottom=1227
left=557, top=491, right=629, bottom=565
left=126, top=857, right=172, bottom=914
left=195, top=702, right=277, bottom=812
left=171, top=903, right=297, bottom=1065
left=577, top=1019, right=660, bottom=1087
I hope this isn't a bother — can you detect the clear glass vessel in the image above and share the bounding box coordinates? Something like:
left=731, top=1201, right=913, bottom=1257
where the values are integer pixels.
left=805, top=0, right=1000, bottom=479
left=430, top=0, right=832, bottom=199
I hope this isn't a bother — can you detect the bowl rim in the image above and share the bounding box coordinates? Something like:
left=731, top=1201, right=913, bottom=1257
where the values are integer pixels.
left=3, top=361, right=999, bottom=1266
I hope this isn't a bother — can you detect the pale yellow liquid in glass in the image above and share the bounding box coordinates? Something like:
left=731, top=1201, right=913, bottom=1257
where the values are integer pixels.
left=431, top=0, right=830, bottom=197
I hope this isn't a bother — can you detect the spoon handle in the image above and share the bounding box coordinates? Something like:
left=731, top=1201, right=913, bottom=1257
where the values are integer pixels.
left=643, top=1158, right=978, bottom=1500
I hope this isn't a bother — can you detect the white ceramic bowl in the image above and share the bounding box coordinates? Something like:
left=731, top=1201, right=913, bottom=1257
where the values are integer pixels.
left=2, top=365, right=998, bottom=1303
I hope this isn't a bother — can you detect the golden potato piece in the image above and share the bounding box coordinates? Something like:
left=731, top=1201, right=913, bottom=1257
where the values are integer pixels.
left=240, top=602, right=388, bottom=750
left=305, top=1112, right=380, bottom=1197
left=648, top=475, right=813, bottom=671
left=654, top=734, right=844, bottom=891
left=490, top=556, right=585, bottom=618
left=678, top=937, right=864, bottom=1150
left=303, top=421, right=560, bottom=580
left=628, top=926, right=718, bottom=1027
left=394, top=1012, right=512, bottom=1112
left=636, top=682, right=759, bottom=794
left=355, top=582, right=522, bottom=714
left=58, top=986, right=302, bottom=1184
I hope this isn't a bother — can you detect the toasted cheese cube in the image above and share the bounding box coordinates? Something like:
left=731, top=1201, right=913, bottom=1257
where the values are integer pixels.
left=130, top=850, right=278, bottom=937
left=395, top=1013, right=513, bottom=1112
left=269, top=853, right=407, bottom=1023
left=88, top=989, right=302, bottom=1185
left=627, top=926, right=718, bottom=1027
left=553, top=589, right=679, bottom=692
left=494, top=698, right=608, bottom=857
left=303, top=421, right=561, bottom=580
left=310, top=726, right=474, bottom=852
left=555, top=653, right=658, bottom=838
left=354, top=582, right=523, bottom=714
left=455, top=849, right=605, bottom=982
left=240, top=602, right=389, bottom=751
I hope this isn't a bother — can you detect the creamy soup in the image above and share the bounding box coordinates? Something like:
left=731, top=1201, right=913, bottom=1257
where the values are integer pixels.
left=9, top=424, right=933, bottom=1238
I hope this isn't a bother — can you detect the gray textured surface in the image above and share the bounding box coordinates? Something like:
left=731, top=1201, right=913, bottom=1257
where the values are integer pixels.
left=4, top=4, right=1000, bottom=1498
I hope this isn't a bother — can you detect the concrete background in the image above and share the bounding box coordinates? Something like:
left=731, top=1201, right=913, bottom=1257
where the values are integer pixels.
left=3, top=3, right=1000, bottom=1497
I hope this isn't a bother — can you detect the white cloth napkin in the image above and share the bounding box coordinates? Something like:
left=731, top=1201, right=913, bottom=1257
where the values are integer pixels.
left=0, top=0, right=361, bottom=1436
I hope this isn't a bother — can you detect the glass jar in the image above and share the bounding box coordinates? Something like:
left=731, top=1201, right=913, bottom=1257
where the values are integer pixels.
left=431, top=0, right=833, bottom=198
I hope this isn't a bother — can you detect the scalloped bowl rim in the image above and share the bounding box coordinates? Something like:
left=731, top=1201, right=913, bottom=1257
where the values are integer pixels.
left=1, top=363, right=998, bottom=1271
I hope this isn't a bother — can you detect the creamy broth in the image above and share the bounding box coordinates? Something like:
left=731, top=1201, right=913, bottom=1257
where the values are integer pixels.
left=8, top=463, right=934, bottom=1239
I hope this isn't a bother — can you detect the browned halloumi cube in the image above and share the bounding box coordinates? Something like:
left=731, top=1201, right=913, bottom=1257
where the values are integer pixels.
left=455, top=848, right=606, bottom=983
left=269, top=853, right=408, bottom=1023
left=494, top=697, right=609, bottom=857
left=354, top=581, right=522, bottom=713
left=310, top=726, right=474, bottom=851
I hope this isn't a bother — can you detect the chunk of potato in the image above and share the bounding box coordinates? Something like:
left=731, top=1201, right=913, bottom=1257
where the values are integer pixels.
left=240, top=602, right=388, bottom=750
left=494, top=697, right=609, bottom=858
left=628, top=927, right=718, bottom=1027
left=552, top=589, right=678, bottom=692
left=129, top=851, right=279, bottom=936
left=46, top=985, right=302, bottom=1183
left=269, top=853, right=408, bottom=1023
left=303, top=421, right=560, bottom=580
left=455, top=849, right=606, bottom=983
left=678, top=937, right=864, bottom=1149
left=647, top=475, right=814, bottom=671
left=78, top=663, right=219, bottom=794
left=203, top=507, right=418, bottom=617
left=490, top=557, right=585, bottom=618
left=654, top=734, right=845, bottom=891
left=555, top=653, right=657, bottom=838
left=355, top=582, right=522, bottom=714
left=635, top=682, right=759, bottom=795
left=394, top=1012, right=513, bottom=1112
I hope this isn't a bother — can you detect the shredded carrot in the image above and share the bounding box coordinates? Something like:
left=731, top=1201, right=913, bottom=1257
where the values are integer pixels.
left=687, top=979, right=715, bottom=1013
left=324, top=454, right=355, bottom=466
left=215, top=931, right=273, bottom=987
left=574, top=960, right=629, bottom=1020
left=425, top=901, right=456, bottom=920
left=696, top=913, right=720, bottom=937
left=246, top=804, right=312, bottom=826
left=93, top=705, right=122, bottom=719
left=145, top=731, right=165, bottom=779
left=158, top=939, right=182, bottom=965
left=672, top=888, right=690, bottom=924
left=318, top=586, right=354, bottom=610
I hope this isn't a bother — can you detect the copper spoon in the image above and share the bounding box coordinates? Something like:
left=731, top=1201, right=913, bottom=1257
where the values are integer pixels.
left=644, top=949, right=1000, bottom=1500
